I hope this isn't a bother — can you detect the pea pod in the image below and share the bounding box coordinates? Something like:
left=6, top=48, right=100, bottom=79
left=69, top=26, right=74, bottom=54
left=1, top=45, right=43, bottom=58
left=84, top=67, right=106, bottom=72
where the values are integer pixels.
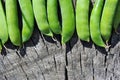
left=76, top=0, right=90, bottom=42
left=18, top=0, right=34, bottom=43
left=90, top=0, right=106, bottom=47
left=47, top=0, right=61, bottom=34
left=0, top=0, right=8, bottom=45
left=100, top=0, right=118, bottom=43
left=32, top=0, right=53, bottom=37
left=113, top=0, right=120, bottom=32
left=6, top=0, right=22, bottom=46
left=59, top=0, right=75, bottom=44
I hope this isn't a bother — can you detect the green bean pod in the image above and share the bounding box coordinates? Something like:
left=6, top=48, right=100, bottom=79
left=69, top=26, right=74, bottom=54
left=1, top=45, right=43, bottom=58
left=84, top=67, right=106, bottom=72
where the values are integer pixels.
left=59, top=0, right=75, bottom=44
left=90, top=0, right=106, bottom=47
left=0, top=0, right=8, bottom=45
left=47, top=0, right=61, bottom=34
left=18, top=0, right=34, bottom=43
left=100, top=0, right=118, bottom=43
left=6, top=0, right=22, bottom=46
left=113, top=1, right=120, bottom=32
left=76, top=0, right=90, bottom=42
left=32, top=0, right=53, bottom=37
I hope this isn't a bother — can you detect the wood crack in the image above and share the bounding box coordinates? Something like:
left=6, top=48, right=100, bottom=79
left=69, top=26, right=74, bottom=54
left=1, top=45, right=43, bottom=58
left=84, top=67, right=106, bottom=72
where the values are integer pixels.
left=53, top=55, right=57, bottom=73
left=66, top=42, right=72, bottom=66
left=20, top=64, right=29, bottom=80
left=29, top=39, right=40, bottom=57
left=104, top=54, right=108, bottom=80
left=92, top=58, right=95, bottom=80
left=80, top=52, right=82, bottom=75
left=34, top=59, right=46, bottom=80
left=65, top=67, right=68, bottom=80
left=4, top=75, right=8, bottom=80
left=40, top=34, right=50, bottom=55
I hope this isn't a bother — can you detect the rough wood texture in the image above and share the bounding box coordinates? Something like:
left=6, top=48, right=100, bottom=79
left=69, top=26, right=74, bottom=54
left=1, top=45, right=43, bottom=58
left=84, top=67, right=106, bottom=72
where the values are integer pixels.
left=0, top=0, right=120, bottom=80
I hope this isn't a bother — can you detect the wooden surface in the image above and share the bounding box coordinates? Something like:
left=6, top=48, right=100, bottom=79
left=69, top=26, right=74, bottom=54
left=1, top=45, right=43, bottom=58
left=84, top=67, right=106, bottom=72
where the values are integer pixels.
left=0, top=0, right=120, bottom=80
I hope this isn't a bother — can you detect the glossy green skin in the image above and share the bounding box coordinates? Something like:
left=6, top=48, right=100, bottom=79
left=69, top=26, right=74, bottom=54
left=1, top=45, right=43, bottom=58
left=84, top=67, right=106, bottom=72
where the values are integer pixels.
left=18, top=0, right=34, bottom=43
left=32, top=0, right=53, bottom=37
left=0, top=0, right=8, bottom=45
left=59, top=0, right=75, bottom=44
left=76, top=0, right=90, bottom=42
left=6, top=0, right=21, bottom=46
left=90, top=0, right=106, bottom=47
left=100, top=0, right=118, bottom=42
left=113, top=0, right=120, bottom=31
left=47, top=0, right=61, bottom=34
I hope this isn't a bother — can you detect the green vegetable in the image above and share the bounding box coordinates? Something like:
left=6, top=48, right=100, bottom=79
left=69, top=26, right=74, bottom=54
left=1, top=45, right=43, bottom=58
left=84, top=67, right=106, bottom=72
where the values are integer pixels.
left=18, top=0, right=34, bottom=43
left=100, top=0, right=118, bottom=43
left=59, top=0, right=75, bottom=44
left=47, top=0, right=61, bottom=34
left=76, top=0, right=90, bottom=42
left=32, top=0, right=53, bottom=37
left=6, top=0, right=22, bottom=46
left=90, top=0, right=106, bottom=47
left=113, top=0, right=120, bottom=33
left=0, top=0, right=8, bottom=46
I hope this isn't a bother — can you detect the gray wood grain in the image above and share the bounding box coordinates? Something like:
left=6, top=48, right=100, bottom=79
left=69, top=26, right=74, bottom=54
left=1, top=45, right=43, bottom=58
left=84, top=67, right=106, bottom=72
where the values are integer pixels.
left=0, top=0, right=120, bottom=80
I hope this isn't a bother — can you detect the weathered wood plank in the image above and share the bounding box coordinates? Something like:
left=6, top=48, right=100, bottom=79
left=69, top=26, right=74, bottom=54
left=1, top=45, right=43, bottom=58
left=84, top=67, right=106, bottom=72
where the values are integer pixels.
left=0, top=0, right=120, bottom=80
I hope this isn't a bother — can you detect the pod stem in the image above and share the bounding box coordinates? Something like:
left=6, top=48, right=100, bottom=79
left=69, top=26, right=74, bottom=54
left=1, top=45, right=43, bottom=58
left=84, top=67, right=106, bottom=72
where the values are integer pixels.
left=3, top=45, right=10, bottom=53
left=52, top=37, right=57, bottom=42
left=105, top=41, right=111, bottom=52
left=61, top=40, right=65, bottom=45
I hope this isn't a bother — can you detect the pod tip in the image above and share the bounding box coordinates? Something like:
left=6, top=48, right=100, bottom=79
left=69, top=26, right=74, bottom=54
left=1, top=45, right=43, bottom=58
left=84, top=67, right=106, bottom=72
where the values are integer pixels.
left=86, top=39, right=90, bottom=42
left=46, top=32, right=53, bottom=37
left=61, top=40, right=65, bottom=45
left=79, top=37, right=90, bottom=42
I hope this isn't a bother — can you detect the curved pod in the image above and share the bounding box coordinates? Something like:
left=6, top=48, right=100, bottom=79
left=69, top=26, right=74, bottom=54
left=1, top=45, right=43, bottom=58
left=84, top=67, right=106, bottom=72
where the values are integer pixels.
left=0, top=0, right=8, bottom=45
left=113, top=1, right=120, bottom=32
left=47, top=0, right=61, bottom=34
left=76, top=0, right=90, bottom=42
left=90, top=0, right=106, bottom=47
left=59, top=0, right=75, bottom=44
left=6, top=0, right=21, bottom=46
left=32, top=0, right=53, bottom=37
left=18, top=0, right=34, bottom=43
left=100, top=0, right=118, bottom=42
